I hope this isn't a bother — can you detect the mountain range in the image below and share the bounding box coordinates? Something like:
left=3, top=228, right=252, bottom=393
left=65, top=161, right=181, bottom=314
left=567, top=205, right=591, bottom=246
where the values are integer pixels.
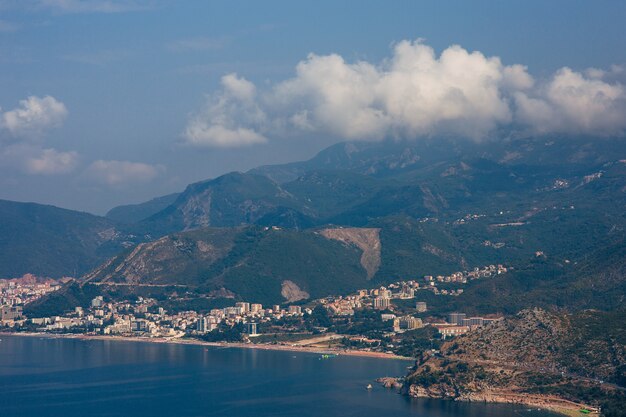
left=3, top=135, right=625, bottom=312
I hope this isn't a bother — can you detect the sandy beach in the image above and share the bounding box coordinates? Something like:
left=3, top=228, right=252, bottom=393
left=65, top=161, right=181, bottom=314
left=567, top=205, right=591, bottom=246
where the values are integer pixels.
left=0, top=331, right=413, bottom=361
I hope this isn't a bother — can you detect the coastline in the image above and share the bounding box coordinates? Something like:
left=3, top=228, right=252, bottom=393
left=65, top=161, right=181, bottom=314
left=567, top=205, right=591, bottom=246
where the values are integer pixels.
left=0, top=331, right=413, bottom=361
left=2, top=332, right=594, bottom=416
left=408, top=386, right=600, bottom=417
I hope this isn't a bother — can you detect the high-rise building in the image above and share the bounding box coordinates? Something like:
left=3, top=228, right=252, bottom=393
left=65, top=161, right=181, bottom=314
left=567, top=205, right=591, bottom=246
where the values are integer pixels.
left=448, top=313, right=466, bottom=325
left=373, top=297, right=390, bottom=310
left=197, top=316, right=209, bottom=333
left=395, top=316, right=423, bottom=331
left=131, top=319, right=148, bottom=332
left=272, top=305, right=281, bottom=313
left=288, top=305, right=302, bottom=315
left=235, top=302, right=250, bottom=313
left=250, top=303, right=263, bottom=313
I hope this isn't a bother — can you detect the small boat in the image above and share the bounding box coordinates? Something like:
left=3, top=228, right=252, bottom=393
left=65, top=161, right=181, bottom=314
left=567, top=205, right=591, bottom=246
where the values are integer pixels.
left=366, top=384, right=373, bottom=390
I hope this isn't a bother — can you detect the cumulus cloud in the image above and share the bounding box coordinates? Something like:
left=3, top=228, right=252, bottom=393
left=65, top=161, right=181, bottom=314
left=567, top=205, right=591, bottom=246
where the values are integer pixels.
left=0, top=144, right=78, bottom=175
left=183, top=40, right=626, bottom=147
left=183, top=73, right=268, bottom=147
left=1, top=95, right=68, bottom=139
left=514, top=67, right=626, bottom=136
left=23, top=147, right=78, bottom=174
left=84, top=160, right=163, bottom=186
left=0, top=95, right=77, bottom=175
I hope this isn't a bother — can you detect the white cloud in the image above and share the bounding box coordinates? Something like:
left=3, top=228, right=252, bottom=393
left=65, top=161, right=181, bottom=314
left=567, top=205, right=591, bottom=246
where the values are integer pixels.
left=183, top=40, right=626, bottom=147
left=23, top=147, right=78, bottom=174
left=0, top=144, right=78, bottom=175
left=515, top=67, right=626, bottom=136
left=1, top=95, right=68, bottom=139
left=0, top=95, right=76, bottom=175
left=84, top=160, right=163, bottom=186
left=182, top=73, right=268, bottom=147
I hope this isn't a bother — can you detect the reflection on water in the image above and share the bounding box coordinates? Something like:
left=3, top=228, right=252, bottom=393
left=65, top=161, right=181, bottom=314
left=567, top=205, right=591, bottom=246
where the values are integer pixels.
left=0, top=335, right=561, bottom=417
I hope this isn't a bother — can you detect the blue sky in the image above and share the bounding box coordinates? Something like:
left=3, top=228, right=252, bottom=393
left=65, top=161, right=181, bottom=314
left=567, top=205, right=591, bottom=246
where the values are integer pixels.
left=0, top=0, right=625, bottom=214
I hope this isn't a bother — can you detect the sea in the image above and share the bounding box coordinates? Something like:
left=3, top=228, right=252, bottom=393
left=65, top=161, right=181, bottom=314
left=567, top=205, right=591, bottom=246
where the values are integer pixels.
left=0, top=335, right=562, bottom=417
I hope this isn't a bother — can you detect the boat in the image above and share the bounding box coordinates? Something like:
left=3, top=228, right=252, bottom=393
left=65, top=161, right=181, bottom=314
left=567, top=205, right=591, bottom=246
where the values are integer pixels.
left=366, top=384, right=373, bottom=390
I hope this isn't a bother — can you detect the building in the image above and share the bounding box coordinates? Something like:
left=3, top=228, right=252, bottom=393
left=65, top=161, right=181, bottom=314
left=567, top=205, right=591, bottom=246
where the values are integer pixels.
left=461, top=317, right=484, bottom=327
left=393, top=316, right=423, bottom=332
left=91, top=296, right=104, bottom=308
left=250, top=303, right=263, bottom=313
left=0, top=305, right=22, bottom=321
left=288, top=305, right=302, bottom=315
left=415, top=302, right=427, bottom=313
left=373, top=296, right=390, bottom=310
left=378, top=289, right=392, bottom=298
left=272, top=305, right=281, bottom=313
left=235, top=302, right=250, bottom=313
left=197, top=316, right=209, bottom=333
left=131, top=319, right=148, bottom=332
left=448, top=313, right=467, bottom=325
left=437, top=325, right=470, bottom=338
left=245, top=322, right=258, bottom=336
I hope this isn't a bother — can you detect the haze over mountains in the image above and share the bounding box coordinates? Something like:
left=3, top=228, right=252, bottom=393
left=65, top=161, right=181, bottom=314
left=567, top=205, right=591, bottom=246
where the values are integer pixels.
left=3, top=135, right=625, bottom=309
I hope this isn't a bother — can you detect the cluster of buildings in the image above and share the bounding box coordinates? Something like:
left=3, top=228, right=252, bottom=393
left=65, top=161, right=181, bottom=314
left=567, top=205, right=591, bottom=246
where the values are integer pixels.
left=317, top=264, right=506, bottom=320
left=423, top=264, right=508, bottom=285
left=194, top=302, right=309, bottom=336
left=0, top=279, right=61, bottom=324
left=16, top=295, right=312, bottom=339
left=453, top=213, right=486, bottom=225
left=1, top=263, right=508, bottom=346
left=431, top=312, right=502, bottom=339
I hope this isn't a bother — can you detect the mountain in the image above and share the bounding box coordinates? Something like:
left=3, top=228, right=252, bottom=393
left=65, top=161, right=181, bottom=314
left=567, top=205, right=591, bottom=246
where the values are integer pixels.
left=106, top=192, right=180, bottom=223
left=137, top=172, right=311, bottom=235
left=82, top=226, right=373, bottom=305
left=8, top=135, right=626, bottom=311
left=141, top=137, right=625, bottom=236
left=0, top=200, right=142, bottom=278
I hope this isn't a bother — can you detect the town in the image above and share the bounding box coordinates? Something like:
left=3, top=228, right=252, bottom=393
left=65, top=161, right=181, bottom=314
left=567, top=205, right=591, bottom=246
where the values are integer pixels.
left=1, top=264, right=507, bottom=357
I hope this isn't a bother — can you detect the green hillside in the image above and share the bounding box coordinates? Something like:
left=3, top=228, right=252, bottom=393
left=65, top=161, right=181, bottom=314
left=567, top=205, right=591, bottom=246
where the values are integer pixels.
left=0, top=200, right=142, bottom=278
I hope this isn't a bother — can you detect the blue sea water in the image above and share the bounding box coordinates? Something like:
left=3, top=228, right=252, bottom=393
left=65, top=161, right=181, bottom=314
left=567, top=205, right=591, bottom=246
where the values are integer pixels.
left=0, top=335, right=561, bottom=417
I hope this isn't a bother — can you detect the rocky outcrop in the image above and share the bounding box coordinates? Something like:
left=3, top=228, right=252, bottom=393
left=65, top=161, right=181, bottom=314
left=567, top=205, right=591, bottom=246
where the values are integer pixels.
left=403, top=308, right=623, bottom=415
left=83, top=229, right=237, bottom=285
left=281, top=280, right=310, bottom=302
left=320, top=228, right=381, bottom=279
left=377, top=377, right=403, bottom=390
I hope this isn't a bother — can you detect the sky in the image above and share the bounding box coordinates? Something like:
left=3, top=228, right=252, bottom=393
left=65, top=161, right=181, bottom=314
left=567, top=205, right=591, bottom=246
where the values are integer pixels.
left=0, top=0, right=625, bottom=214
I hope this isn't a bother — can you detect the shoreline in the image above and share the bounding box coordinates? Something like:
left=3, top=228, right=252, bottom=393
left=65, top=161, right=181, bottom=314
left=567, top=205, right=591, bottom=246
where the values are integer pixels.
left=0, top=331, right=413, bottom=361
left=408, top=386, right=600, bottom=417
left=2, top=332, right=593, bottom=416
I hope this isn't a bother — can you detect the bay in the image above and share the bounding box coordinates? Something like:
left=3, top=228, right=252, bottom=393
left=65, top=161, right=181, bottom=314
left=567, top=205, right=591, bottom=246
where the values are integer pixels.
left=0, top=335, right=560, bottom=417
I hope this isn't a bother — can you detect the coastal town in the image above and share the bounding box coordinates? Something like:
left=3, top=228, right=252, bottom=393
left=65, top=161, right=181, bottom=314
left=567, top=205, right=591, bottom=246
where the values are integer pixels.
left=1, top=264, right=507, bottom=357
